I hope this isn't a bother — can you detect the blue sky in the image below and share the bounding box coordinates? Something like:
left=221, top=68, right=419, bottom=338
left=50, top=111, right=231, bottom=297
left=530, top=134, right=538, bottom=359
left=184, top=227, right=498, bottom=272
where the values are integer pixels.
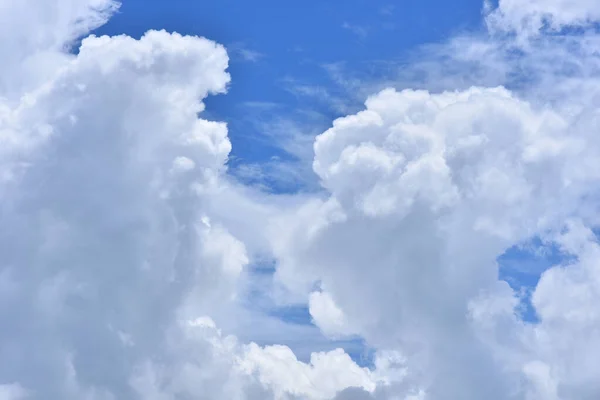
left=95, top=0, right=486, bottom=176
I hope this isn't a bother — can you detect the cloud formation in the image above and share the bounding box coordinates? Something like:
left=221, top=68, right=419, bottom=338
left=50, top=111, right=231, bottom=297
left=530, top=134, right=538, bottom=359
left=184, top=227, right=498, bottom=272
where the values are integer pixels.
left=3, top=0, right=600, bottom=399
left=0, top=1, right=374, bottom=399
left=268, top=2, right=600, bottom=400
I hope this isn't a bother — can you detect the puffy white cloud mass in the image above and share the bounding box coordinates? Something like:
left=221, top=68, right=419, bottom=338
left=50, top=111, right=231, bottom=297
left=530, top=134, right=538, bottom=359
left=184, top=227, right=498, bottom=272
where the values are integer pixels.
left=0, top=0, right=377, bottom=399
left=270, top=83, right=600, bottom=398
left=3, top=0, right=600, bottom=399
left=268, top=3, right=600, bottom=400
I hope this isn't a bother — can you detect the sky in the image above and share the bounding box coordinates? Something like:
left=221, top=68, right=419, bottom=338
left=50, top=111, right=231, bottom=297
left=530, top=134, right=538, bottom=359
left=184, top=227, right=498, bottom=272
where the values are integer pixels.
left=94, top=0, right=487, bottom=190
left=2, top=0, right=600, bottom=399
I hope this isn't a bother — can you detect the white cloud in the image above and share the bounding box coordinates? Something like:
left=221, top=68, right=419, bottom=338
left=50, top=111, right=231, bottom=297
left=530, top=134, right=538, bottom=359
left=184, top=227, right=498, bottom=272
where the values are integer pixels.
left=270, top=45, right=600, bottom=399
left=0, top=0, right=119, bottom=100
left=309, top=291, right=354, bottom=338
left=241, top=345, right=377, bottom=399
left=523, top=223, right=600, bottom=398
left=0, top=384, right=27, bottom=400
left=0, top=9, right=240, bottom=393
left=228, top=43, right=265, bottom=63
left=266, top=1, right=600, bottom=397
left=487, top=0, right=600, bottom=36
left=171, top=156, right=196, bottom=173
left=0, top=1, right=374, bottom=399
left=131, top=316, right=381, bottom=400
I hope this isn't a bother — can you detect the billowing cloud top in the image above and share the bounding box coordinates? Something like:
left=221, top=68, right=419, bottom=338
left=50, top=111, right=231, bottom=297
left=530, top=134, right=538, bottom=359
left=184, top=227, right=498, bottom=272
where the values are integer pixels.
left=2, top=0, right=600, bottom=399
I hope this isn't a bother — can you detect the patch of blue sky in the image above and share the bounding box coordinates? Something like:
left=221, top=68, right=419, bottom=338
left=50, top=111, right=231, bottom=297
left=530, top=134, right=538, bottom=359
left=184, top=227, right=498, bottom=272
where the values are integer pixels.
left=267, top=304, right=313, bottom=326
left=94, top=0, right=487, bottom=193
left=264, top=303, right=375, bottom=367
left=242, top=261, right=374, bottom=366
left=498, top=237, right=577, bottom=323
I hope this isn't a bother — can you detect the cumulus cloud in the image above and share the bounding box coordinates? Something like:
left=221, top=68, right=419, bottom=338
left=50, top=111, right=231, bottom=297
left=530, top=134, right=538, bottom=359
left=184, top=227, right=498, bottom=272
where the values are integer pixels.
left=5, top=0, right=600, bottom=399
left=0, top=1, right=371, bottom=399
left=241, top=345, right=377, bottom=399
left=309, top=291, right=353, bottom=338
left=0, top=0, right=119, bottom=100
left=268, top=1, right=600, bottom=399
left=0, top=3, right=237, bottom=393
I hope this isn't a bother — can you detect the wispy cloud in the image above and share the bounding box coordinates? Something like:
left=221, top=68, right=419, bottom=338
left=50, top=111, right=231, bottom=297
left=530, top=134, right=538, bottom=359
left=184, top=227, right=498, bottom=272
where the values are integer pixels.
left=342, top=21, right=369, bottom=40
left=227, top=42, right=265, bottom=62
left=281, top=75, right=360, bottom=115
left=379, top=4, right=395, bottom=16
left=227, top=101, right=327, bottom=193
